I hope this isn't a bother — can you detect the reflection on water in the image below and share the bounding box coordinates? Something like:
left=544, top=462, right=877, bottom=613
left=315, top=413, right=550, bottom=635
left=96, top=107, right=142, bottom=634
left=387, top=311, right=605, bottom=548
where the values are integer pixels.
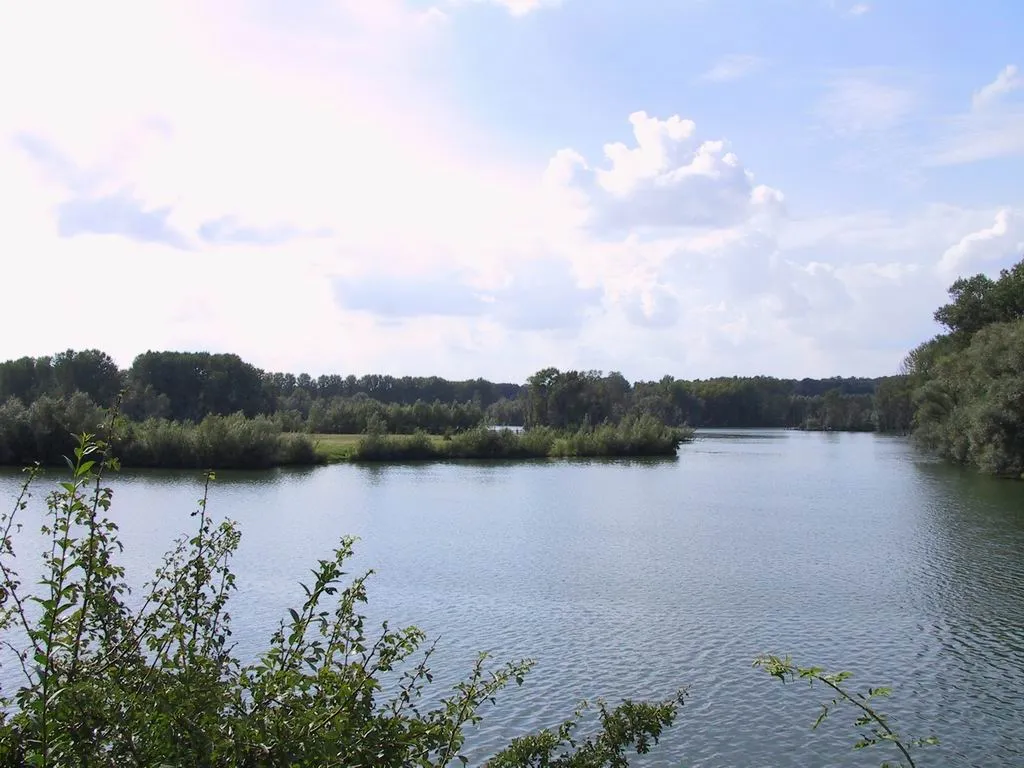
left=1, top=431, right=1022, bottom=766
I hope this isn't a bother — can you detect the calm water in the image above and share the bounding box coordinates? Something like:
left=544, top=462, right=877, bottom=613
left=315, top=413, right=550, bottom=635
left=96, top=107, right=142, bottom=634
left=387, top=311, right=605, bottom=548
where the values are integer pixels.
left=2, top=430, right=1022, bottom=766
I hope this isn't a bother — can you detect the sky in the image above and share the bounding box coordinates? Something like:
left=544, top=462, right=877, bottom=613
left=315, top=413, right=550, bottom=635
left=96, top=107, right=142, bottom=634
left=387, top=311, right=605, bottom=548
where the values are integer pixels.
left=2, top=0, right=1023, bottom=382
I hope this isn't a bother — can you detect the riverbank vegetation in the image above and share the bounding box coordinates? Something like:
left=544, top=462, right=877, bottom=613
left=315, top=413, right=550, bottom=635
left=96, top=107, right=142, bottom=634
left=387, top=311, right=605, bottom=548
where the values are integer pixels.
left=0, top=395, right=317, bottom=469
left=0, top=437, right=935, bottom=766
left=904, top=257, right=1024, bottom=477
left=351, top=418, right=691, bottom=462
left=1, top=349, right=911, bottom=442
left=0, top=350, right=894, bottom=469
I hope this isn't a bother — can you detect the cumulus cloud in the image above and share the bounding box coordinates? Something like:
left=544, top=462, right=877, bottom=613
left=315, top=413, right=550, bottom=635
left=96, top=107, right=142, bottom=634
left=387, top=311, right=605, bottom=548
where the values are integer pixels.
left=547, top=111, right=785, bottom=237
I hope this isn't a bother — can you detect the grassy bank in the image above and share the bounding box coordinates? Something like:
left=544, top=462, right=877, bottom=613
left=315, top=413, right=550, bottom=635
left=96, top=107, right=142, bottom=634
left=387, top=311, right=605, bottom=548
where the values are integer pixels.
left=308, top=432, right=449, bottom=462
left=342, top=418, right=693, bottom=462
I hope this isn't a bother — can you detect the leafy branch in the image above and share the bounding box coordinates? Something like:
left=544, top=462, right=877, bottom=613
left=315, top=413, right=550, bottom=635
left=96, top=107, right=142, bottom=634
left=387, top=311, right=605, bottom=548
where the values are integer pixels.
left=754, top=654, right=938, bottom=768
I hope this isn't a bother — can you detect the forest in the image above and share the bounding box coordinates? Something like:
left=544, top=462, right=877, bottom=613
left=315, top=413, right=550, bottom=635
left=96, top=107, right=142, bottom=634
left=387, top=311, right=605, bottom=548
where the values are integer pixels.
left=904, top=257, right=1024, bottom=476
left=0, top=350, right=907, bottom=439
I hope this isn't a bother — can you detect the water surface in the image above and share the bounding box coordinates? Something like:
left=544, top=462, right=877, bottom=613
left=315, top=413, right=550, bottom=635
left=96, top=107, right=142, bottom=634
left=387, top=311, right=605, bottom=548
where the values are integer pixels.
left=2, top=430, right=1022, bottom=766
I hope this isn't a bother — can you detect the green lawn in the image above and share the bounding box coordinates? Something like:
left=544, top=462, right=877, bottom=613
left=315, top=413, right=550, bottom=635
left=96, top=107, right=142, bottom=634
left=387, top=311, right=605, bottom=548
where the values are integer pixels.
left=302, top=433, right=447, bottom=463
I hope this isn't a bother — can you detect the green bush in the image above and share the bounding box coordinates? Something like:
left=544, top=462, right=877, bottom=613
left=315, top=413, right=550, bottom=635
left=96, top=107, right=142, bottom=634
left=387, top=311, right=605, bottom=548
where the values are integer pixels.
left=353, top=430, right=438, bottom=461
left=351, top=421, right=692, bottom=462
left=0, top=400, right=320, bottom=469
left=0, top=393, right=105, bottom=466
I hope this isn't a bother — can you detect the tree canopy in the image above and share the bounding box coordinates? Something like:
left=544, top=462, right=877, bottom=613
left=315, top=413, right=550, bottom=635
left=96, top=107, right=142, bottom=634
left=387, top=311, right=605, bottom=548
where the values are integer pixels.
left=907, top=255, right=1024, bottom=477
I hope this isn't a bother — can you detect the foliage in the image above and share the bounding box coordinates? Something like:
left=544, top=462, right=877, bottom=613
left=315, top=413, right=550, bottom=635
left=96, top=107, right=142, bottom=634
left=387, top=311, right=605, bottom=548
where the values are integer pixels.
left=910, top=319, right=1024, bottom=476
left=0, top=393, right=106, bottom=467
left=486, top=694, right=686, bottom=768
left=351, top=420, right=692, bottom=462
left=0, top=351, right=122, bottom=409
left=0, top=435, right=685, bottom=766
left=127, top=351, right=267, bottom=422
left=0, top=398, right=318, bottom=469
left=932, top=259, right=1024, bottom=337
left=3, top=349, right=913, bottom=439
left=754, top=655, right=937, bottom=768
left=873, top=376, right=914, bottom=434
left=115, top=413, right=320, bottom=469
left=307, top=396, right=484, bottom=436
left=629, top=374, right=883, bottom=431
left=905, top=255, right=1024, bottom=476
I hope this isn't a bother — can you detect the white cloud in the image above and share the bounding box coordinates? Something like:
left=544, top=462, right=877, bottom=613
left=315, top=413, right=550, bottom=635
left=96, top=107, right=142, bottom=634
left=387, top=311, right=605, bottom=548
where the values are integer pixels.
left=972, top=65, right=1024, bottom=110
left=926, top=66, right=1024, bottom=165
left=815, top=73, right=917, bottom=135
left=700, top=55, right=765, bottom=83
left=547, top=112, right=785, bottom=237
left=454, top=0, right=562, bottom=15
left=848, top=3, right=871, bottom=16
left=938, top=209, right=1022, bottom=275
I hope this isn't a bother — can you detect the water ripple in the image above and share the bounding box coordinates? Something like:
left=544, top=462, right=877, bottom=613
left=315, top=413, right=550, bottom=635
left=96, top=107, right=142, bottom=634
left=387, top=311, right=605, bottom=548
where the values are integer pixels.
left=1, top=431, right=1022, bottom=766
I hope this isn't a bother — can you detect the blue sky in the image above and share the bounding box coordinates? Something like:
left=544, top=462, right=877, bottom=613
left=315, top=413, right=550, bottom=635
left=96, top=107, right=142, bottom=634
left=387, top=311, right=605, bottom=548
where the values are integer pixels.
left=2, top=0, right=1023, bottom=381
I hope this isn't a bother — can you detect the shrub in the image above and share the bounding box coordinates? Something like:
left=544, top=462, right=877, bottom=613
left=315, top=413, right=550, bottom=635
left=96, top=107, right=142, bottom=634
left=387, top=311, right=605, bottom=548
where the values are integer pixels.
left=351, top=421, right=693, bottom=463
left=0, top=404, right=320, bottom=469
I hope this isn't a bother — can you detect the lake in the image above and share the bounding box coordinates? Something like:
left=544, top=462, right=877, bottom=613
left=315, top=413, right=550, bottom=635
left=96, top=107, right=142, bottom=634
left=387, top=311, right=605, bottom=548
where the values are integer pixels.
left=2, top=430, right=1022, bottom=766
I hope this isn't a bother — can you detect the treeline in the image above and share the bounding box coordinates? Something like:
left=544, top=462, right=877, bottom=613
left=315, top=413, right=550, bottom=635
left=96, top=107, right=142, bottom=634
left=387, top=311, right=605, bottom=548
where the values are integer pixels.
left=0, top=350, right=519, bottom=418
left=904, top=256, right=1024, bottom=477
left=526, top=368, right=909, bottom=433
left=1, top=350, right=910, bottom=438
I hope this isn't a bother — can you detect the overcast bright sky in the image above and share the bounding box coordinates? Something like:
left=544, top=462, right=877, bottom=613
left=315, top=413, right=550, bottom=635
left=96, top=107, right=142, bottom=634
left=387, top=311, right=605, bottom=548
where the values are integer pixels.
left=2, top=0, right=1023, bottom=381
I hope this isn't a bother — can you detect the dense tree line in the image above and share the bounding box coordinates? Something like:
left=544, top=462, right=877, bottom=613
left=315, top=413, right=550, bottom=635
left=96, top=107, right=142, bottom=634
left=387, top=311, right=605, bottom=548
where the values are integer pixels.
left=905, top=257, right=1024, bottom=476
left=526, top=369, right=907, bottom=433
left=1, top=348, right=913, bottom=450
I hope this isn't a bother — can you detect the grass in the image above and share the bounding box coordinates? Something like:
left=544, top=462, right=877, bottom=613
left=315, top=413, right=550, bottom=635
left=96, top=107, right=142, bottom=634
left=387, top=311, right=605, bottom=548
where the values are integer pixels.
left=305, top=433, right=446, bottom=463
